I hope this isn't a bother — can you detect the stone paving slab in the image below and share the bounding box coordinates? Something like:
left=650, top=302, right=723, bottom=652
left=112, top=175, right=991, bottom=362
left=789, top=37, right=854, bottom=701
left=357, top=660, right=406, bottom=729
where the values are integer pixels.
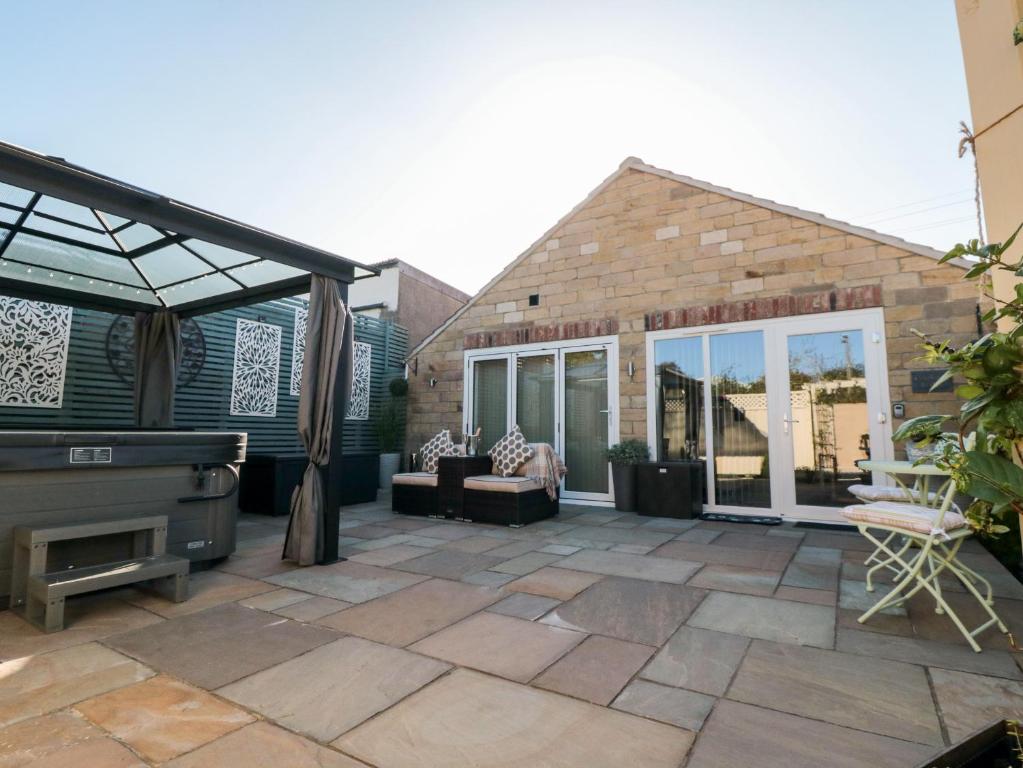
left=410, top=612, right=584, bottom=683
left=612, top=678, right=715, bottom=731
left=929, top=667, right=1023, bottom=742
left=0, top=593, right=163, bottom=662
left=837, top=627, right=1023, bottom=679
left=532, top=635, right=654, bottom=705
left=686, top=564, right=781, bottom=596
left=0, top=643, right=153, bottom=728
left=729, top=640, right=942, bottom=745
left=688, top=592, right=836, bottom=648
left=273, top=596, right=352, bottom=621
left=653, top=540, right=792, bottom=571
left=75, top=674, right=254, bottom=763
left=217, top=636, right=450, bottom=742
left=266, top=561, right=429, bottom=603
left=164, top=721, right=365, bottom=768
left=505, top=567, right=604, bottom=600
left=488, top=592, right=561, bottom=621
left=557, top=549, right=702, bottom=584
left=686, top=699, right=935, bottom=768
left=0, top=711, right=147, bottom=767
left=541, top=576, right=706, bottom=646
left=640, top=624, right=750, bottom=696
left=105, top=604, right=337, bottom=689
left=119, top=570, right=274, bottom=619
left=491, top=551, right=565, bottom=576
left=317, top=578, right=502, bottom=646
left=391, top=550, right=505, bottom=580
left=336, top=668, right=694, bottom=768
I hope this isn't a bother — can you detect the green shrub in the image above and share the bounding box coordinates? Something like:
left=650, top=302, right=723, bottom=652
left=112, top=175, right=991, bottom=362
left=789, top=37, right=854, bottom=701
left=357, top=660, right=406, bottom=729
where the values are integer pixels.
left=607, top=439, right=650, bottom=466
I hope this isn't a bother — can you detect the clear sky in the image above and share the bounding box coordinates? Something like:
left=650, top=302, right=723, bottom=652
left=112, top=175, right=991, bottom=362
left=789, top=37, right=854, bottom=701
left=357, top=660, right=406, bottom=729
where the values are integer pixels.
left=5, top=1, right=975, bottom=295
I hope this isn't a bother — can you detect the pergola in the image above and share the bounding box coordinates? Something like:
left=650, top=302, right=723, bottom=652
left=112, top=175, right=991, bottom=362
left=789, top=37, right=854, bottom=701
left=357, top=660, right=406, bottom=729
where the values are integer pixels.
left=0, top=140, right=377, bottom=564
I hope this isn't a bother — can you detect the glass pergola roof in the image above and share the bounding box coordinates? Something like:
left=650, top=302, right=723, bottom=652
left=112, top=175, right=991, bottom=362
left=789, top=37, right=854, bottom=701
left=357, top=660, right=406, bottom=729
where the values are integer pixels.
left=0, top=141, right=376, bottom=317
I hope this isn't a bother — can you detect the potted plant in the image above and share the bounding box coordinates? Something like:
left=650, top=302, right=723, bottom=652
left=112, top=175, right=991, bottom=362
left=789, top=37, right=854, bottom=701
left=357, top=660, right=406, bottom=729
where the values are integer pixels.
left=607, top=439, right=650, bottom=512
left=911, top=223, right=1023, bottom=566
left=892, top=414, right=955, bottom=461
left=375, top=377, right=408, bottom=490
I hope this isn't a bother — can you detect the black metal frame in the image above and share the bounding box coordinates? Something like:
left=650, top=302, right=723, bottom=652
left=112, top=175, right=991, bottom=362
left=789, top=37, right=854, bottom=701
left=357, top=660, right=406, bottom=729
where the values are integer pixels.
left=0, top=141, right=374, bottom=565
left=0, top=141, right=377, bottom=317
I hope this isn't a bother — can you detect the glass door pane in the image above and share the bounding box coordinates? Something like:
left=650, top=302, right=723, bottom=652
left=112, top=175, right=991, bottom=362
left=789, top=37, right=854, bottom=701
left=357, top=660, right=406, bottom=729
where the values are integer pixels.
left=563, top=349, right=609, bottom=494
left=516, top=354, right=555, bottom=445
left=472, top=358, right=508, bottom=451
left=654, top=337, right=705, bottom=462
left=709, top=332, right=770, bottom=508
left=787, top=330, right=871, bottom=507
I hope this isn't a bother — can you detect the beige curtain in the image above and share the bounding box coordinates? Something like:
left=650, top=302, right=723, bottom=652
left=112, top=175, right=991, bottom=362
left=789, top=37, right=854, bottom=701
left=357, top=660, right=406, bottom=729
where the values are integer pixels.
left=283, top=276, right=354, bottom=565
left=134, top=310, right=182, bottom=428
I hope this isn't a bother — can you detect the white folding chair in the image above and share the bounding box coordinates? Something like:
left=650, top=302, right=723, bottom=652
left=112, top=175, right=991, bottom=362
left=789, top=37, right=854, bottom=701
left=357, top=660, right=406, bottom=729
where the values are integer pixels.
left=842, top=480, right=1007, bottom=652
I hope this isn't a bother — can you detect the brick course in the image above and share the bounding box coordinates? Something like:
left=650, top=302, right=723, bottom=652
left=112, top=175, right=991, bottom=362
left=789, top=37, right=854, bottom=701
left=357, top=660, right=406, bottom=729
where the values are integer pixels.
left=405, top=165, right=980, bottom=453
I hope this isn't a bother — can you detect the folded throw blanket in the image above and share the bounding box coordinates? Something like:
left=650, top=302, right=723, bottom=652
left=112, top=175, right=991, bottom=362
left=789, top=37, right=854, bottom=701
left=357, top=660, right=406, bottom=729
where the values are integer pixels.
left=516, top=443, right=567, bottom=500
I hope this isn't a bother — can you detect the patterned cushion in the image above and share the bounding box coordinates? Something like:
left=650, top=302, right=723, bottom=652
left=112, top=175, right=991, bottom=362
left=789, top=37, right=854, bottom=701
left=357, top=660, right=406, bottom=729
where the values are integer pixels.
left=841, top=501, right=967, bottom=535
left=489, top=426, right=535, bottom=477
left=420, top=430, right=456, bottom=474
left=848, top=484, right=939, bottom=504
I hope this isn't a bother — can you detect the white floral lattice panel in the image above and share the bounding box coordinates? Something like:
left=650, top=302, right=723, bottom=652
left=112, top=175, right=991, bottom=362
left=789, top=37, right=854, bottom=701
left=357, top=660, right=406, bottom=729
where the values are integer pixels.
left=0, top=296, right=73, bottom=409
left=230, top=318, right=282, bottom=417
left=346, top=341, right=371, bottom=420
left=290, top=306, right=308, bottom=396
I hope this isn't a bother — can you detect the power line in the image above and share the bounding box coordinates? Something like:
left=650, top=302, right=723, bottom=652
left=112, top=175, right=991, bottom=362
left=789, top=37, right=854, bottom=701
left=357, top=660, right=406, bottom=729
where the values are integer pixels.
left=859, top=198, right=974, bottom=225
left=893, top=214, right=978, bottom=234
left=848, top=188, right=973, bottom=220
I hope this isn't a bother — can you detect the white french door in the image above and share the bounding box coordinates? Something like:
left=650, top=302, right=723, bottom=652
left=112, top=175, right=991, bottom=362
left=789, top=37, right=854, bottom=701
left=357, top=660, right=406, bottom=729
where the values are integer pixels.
left=646, top=308, right=892, bottom=523
left=464, top=337, right=619, bottom=504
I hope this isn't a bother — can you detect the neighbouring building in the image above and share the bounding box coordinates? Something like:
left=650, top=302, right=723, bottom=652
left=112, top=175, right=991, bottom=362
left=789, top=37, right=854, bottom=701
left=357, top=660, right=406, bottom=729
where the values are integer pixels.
left=956, top=0, right=1023, bottom=326
left=349, top=258, right=470, bottom=348
left=404, top=157, right=981, bottom=523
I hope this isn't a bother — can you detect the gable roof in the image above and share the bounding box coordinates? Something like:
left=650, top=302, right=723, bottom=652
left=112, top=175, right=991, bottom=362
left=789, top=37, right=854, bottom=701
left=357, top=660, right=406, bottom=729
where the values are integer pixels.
left=408, top=156, right=963, bottom=358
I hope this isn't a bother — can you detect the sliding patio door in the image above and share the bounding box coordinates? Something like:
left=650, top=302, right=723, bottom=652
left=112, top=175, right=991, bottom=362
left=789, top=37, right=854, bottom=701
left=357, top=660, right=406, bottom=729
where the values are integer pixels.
left=466, top=339, right=617, bottom=503
left=647, top=308, right=891, bottom=523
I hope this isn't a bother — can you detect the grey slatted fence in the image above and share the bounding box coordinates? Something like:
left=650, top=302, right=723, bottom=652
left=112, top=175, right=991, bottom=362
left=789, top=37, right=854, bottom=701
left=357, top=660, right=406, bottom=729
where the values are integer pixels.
left=0, top=295, right=407, bottom=456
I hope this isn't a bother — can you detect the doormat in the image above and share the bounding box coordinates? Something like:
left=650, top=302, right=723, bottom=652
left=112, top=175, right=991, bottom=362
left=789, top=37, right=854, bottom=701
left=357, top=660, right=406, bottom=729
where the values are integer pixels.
left=794, top=521, right=857, bottom=532
left=700, top=513, right=781, bottom=526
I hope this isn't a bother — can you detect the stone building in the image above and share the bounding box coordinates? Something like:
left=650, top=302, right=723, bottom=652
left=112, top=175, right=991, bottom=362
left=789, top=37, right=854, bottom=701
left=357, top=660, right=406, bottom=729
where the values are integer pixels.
left=404, top=157, right=979, bottom=521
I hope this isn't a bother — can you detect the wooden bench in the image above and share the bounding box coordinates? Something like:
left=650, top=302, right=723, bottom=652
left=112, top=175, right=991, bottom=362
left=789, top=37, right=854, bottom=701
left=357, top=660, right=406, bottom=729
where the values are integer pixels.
left=10, top=515, right=189, bottom=632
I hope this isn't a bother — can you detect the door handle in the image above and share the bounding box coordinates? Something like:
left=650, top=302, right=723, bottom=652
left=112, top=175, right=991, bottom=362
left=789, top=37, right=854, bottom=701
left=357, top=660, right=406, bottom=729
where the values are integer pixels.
left=782, top=416, right=799, bottom=435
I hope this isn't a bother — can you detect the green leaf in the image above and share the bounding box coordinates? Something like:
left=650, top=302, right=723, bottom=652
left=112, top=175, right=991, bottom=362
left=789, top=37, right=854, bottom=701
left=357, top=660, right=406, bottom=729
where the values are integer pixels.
left=964, top=450, right=1023, bottom=506
left=892, top=414, right=951, bottom=443
left=965, top=262, right=994, bottom=279
left=961, top=388, right=999, bottom=422
left=956, top=384, right=985, bottom=399
left=928, top=369, right=955, bottom=392
left=993, top=222, right=1023, bottom=256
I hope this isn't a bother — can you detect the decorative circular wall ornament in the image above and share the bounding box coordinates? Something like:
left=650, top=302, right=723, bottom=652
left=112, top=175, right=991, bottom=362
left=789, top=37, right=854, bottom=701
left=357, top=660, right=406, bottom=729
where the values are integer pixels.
left=105, top=315, right=207, bottom=388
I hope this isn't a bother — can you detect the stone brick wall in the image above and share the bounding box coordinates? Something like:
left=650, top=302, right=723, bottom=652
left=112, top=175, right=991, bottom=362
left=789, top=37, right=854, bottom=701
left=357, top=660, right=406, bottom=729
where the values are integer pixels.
left=404, top=164, right=980, bottom=453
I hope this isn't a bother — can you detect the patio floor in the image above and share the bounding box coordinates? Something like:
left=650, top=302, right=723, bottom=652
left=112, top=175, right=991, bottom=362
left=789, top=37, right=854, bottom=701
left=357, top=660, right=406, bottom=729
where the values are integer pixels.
left=3, top=498, right=1023, bottom=767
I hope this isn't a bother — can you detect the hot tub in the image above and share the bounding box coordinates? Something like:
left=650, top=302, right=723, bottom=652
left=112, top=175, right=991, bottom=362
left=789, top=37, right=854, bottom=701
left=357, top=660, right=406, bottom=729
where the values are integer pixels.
left=0, top=430, right=246, bottom=601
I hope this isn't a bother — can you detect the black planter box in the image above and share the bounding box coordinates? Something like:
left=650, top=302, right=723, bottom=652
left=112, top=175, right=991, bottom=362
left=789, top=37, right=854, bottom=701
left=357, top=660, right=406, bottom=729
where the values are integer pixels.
left=636, top=461, right=704, bottom=519
left=240, top=452, right=379, bottom=516
left=915, top=719, right=1021, bottom=768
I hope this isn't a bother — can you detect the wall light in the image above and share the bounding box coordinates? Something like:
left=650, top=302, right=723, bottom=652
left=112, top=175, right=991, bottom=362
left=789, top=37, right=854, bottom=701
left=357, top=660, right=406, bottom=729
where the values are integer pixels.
left=429, top=377, right=437, bottom=388
left=627, top=360, right=635, bottom=379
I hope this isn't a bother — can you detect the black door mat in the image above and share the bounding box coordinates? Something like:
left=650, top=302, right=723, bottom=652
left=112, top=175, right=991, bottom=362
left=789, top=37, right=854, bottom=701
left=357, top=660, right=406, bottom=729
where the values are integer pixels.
left=794, top=521, right=857, bottom=532
left=699, top=513, right=781, bottom=526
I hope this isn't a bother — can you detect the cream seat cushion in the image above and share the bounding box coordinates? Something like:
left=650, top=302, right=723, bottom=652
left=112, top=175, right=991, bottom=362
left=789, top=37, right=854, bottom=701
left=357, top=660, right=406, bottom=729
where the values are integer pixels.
left=847, top=484, right=939, bottom=504
left=463, top=475, right=544, bottom=494
left=841, top=501, right=967, bottom=535
left=392, top=472, right=438, bottom=488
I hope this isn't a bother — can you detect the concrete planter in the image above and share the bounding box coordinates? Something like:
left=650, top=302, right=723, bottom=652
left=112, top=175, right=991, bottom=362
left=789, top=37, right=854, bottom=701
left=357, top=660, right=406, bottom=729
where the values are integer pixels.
left=611, top=464, right=637, bottom=512
left=379, top=452, right=401, bottom=490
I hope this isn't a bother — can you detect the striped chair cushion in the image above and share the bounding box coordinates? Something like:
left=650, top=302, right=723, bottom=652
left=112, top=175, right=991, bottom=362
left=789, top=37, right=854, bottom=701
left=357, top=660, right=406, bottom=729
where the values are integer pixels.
left=841, top=501, right=967, bottom=535
left=847, top=484, right=939, bottom=504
